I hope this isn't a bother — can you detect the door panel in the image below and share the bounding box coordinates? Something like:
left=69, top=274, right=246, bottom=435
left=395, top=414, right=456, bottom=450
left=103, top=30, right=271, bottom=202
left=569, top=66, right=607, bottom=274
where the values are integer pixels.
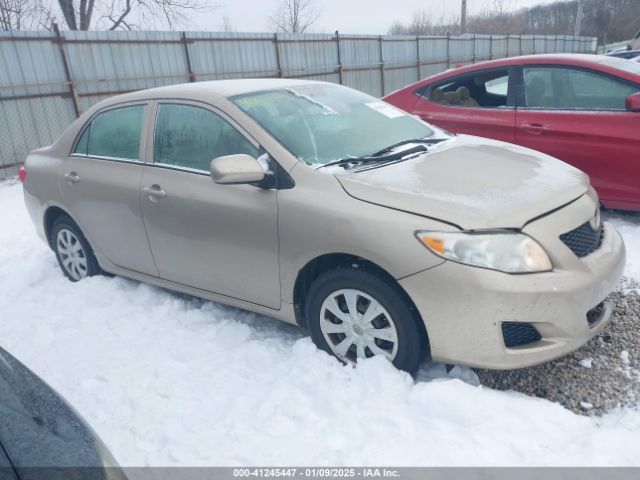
left=139, top=167, right=280, bottom=309
left=60, top=104, right=158, bottom=276
left=517, top=66, right=640, bottom=206
left=60, top=158, right=158, bottom=275
left=139, top=102, right=281, bottom=309
left=412, top=68, right=516, bottom=143
left=515, top=110, right=640, bottom=205
left=413, top=100, right=516, bottom=143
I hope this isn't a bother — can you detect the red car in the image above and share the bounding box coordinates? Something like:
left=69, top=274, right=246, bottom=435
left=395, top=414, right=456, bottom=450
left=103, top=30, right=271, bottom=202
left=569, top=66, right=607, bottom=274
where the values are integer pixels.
left=384, top=54, right=640, bottom=211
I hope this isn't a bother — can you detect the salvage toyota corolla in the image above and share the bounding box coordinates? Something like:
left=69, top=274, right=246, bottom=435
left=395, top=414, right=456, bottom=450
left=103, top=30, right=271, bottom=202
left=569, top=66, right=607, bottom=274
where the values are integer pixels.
left=21, top=79, right=625, bottom=373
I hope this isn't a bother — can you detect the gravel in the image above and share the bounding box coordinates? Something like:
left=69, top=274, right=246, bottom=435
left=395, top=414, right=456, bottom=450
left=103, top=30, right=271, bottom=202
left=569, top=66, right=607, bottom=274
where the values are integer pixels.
left=477, top=279, right=640, bottom=416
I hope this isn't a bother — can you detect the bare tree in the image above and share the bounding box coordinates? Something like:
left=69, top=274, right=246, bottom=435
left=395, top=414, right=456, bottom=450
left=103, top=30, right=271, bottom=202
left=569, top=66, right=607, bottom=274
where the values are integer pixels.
left=388, top=0, right=639, bottom=43
left=55, top=0, right=216, bottom=31
left=270, top=0, right=320, bottom=34
left=220, top=13, right=233, bottom=32
left=388, top=11, right=454, bottom=36
left=1, top=0, right=51, bottom=30
left=1, top=0, right=27, bottom=29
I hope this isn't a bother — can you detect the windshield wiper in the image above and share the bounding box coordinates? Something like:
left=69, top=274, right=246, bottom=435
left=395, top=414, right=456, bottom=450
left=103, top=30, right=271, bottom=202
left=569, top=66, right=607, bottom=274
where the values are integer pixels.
left=369, top=137, right=448, bottom=157
left=316, top=145, right=428, bottom=171
left=316, top=137, right=448, bottom=171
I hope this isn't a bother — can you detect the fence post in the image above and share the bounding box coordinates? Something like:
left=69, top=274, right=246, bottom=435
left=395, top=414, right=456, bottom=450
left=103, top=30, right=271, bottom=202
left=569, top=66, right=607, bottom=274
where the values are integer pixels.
left=335, top=30, right=343, bottom=85
left=489, top=34, right=493, bottom=60
left=181, top=32, right=196, bottom=82
left=446, top=33, right=451, bottom=69
left=416, top=35, right=421, bottom=81
left=274, top=33, right=283, bottom=77
left=532, top=35, right=536, bottom=54
left=379, top=35, right=385, bottom=96
left=472, top=34, right=476, bottom=63
left=53, top=24, right=80, bottom=117
left=518, top=34, right=522, bottom=56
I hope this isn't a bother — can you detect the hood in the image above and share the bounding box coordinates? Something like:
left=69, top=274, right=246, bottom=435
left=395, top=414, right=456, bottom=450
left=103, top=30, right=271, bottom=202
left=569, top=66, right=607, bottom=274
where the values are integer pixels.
left=0, top=347, right=122, bottom=475
left=336, top=135, right=589, bottom=230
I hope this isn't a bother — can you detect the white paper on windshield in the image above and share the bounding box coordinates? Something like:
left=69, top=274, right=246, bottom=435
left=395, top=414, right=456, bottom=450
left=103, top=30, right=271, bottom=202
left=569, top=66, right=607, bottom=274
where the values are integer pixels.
left=365, top=101, right=406, bottom=119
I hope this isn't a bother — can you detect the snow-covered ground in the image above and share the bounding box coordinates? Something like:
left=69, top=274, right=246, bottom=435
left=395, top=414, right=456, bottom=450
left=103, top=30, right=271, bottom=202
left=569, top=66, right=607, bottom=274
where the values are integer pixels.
left=1, top=180, right=639, bottom=466
left=606, top=210, right=640, bottom=284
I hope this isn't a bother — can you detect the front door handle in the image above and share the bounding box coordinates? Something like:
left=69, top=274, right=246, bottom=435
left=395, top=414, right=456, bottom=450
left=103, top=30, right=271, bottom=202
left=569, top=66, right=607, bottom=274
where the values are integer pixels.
left=143, top=185, right=166, bottom=201
left=520, top=123, right=548, bottom=135
left=63, top=172, right=80, bottom=184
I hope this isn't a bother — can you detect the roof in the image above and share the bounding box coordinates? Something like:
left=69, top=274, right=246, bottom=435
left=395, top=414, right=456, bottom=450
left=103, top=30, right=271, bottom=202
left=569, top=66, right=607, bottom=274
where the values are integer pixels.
left=99, top=78, right=325, bottom=106
left=414, top=53, right=640, bottom=86
left=450, top=53, right=605, bottom=71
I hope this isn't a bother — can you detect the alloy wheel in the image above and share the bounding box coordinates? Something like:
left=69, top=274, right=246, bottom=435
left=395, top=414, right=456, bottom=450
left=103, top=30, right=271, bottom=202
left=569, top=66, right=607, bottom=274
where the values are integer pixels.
left=56, top=228, right=88, bottom=281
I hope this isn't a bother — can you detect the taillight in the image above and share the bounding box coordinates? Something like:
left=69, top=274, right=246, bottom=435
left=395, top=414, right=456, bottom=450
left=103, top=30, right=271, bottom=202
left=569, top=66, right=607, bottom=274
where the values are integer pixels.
left=18, top=166, right=27, bottom=182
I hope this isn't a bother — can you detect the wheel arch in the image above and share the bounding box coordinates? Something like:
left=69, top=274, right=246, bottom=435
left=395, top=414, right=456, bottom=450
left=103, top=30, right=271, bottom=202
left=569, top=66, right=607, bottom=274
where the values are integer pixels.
left=292, top=253, right=429, bottom=348
left=43, top=205, right=80, bottom=248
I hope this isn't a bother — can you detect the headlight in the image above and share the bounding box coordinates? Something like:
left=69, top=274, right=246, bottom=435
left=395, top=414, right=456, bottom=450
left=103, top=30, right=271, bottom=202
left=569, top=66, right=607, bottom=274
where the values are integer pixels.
left=416, top=230, right=552, bottom=273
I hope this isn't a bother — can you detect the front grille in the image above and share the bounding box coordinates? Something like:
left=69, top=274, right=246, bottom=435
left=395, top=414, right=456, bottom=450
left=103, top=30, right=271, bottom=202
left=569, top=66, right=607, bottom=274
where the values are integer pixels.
left=501, top=322, right=542, bottom=348
left=586, top=302, right=605, bottom=328
left=559, top=221, right=603, bottom=258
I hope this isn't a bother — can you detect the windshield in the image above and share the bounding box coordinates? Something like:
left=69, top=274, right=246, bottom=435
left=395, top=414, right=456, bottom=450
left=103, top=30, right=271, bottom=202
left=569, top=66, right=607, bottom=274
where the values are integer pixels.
left=231, top=84, right=437, bottom=166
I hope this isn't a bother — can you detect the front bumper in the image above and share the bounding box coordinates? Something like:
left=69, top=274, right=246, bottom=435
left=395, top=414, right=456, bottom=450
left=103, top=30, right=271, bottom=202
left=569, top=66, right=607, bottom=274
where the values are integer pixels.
left=399, top=222, right=625, bottom=369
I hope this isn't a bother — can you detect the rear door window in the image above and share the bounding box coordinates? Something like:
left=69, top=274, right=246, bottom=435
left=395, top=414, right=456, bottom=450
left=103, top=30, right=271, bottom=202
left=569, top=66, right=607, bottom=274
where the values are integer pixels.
left=72, top=105, right=145, bottom=160
left=88, top=106, right=144, bottom=160
left=523, top=67, right=639, bottom=111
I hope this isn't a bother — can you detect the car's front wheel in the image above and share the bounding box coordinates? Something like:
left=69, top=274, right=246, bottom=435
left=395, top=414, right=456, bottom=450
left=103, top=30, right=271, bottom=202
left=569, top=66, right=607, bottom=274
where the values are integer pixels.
left=51, top=216, right=101, bottom=282
left=305, top=268, right=428, bottom=373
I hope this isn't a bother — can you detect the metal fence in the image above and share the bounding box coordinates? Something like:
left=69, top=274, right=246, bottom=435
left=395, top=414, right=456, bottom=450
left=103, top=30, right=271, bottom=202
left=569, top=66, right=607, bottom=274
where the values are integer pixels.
left=0, top=30, right=597, bottom=175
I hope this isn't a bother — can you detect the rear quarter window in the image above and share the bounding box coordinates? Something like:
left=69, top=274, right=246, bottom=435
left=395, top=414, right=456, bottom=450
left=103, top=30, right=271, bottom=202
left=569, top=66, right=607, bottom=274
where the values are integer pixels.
left=71, top=104, right=145, bottom=160
left=89, top=106, right=144, bottom=160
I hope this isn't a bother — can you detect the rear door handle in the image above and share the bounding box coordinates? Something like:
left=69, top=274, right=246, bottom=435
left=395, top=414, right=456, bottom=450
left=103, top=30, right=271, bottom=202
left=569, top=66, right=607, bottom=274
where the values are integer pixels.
left=143, top=185, right=166, bottom=200
left=520, top=123, right=548, bottom=135
left=63, top=172, right=80, bottom=184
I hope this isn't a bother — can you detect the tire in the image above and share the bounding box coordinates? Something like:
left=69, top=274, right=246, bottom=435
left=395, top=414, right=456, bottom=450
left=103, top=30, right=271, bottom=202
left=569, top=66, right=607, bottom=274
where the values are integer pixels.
left=50, top=215, right=101, bottom=282
left=305, top=268, right=428, bottom=374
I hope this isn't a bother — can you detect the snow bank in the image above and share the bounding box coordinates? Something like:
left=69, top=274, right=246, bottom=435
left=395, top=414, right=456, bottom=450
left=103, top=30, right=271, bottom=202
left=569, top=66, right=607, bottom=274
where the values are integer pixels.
left=1, top=182, right=639, bottom=466
left=607, top=211, right=640, bottom=284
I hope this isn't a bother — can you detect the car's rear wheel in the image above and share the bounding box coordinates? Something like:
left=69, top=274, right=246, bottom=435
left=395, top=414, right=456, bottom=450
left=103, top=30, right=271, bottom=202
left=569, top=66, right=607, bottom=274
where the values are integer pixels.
left=305, top=268, right=428, bottom=373
left=51, top=216, right=100, bottom=282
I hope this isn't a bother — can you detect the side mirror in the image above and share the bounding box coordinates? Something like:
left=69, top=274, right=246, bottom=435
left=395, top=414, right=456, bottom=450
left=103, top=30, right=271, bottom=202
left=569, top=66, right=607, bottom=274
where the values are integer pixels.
left=210, top=154, right=265, bottom=185
left=626, top=92, right=640, bottom=112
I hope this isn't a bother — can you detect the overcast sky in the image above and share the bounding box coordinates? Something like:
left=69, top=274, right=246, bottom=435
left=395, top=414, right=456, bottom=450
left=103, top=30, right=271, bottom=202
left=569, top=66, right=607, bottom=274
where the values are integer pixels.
left=200, top=0, right=561, bottom=34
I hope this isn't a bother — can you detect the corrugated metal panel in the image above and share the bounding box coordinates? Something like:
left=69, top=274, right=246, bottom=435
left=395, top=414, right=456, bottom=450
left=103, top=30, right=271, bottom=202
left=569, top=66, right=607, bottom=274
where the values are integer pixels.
left=188, top=32, right=277, bottom=80
left=63, top=30, right=188, bottom=98
left=278, top=32, right=338, bottom=79
left=449, top=36, right=474, bottom=64
left=492, top=35, right=509, bottom=58
left=474, top=35, right=492, bottom=61
left=521, top=35, right=535, bottom=55
left=0, top=30, right=598, bottom=172
left=0, top=31, right=66, bottom=97
left=418, top=36, right=449, bottom=80
left=339, top=34, right=382, bottom=96
left=507, top=35, right=520, bottom=56
left=382, top=36, right=418, bottom=95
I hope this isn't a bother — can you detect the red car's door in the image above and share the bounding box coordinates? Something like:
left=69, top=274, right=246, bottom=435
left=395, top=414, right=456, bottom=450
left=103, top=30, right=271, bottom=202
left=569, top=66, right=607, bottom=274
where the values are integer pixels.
left=516, top=65, right=640, bottom=209
left=410, top=67, right=517, bottom=143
